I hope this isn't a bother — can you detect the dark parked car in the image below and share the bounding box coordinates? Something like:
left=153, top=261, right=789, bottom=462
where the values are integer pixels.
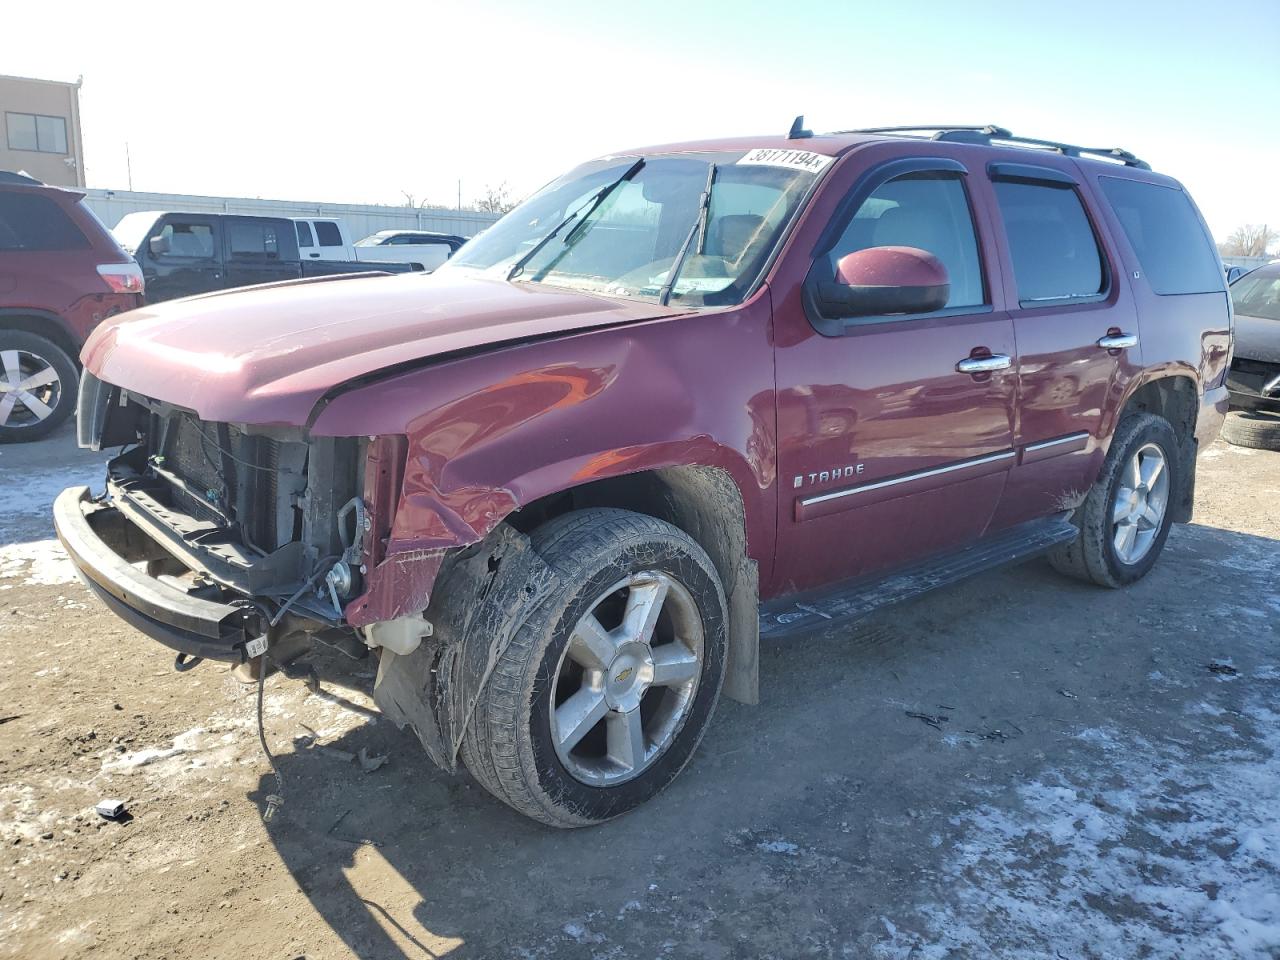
left=0, top=172, right=143, bottom=441
left=1223, top=260, right=1280, bottom=447
left=109, top=211, right=423, bottom=303
left=57, top=123, right=1229, bottom=827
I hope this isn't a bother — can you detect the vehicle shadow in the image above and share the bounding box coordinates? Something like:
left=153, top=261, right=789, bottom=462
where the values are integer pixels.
left=251, top=519, right=1280, bottom=959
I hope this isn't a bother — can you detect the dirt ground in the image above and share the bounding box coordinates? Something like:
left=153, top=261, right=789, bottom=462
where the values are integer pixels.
left=0, top=423, right=1276, bottom=960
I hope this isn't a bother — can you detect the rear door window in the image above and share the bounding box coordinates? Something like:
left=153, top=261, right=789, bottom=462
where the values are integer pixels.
left=315, top=221, right=344, bottom=248
left=993, top=180, right=1105, bottom=304
left=1098, top=177, right=1222, bottom=295
left=295, top=221, right=315, bottom=249
left=828, top=173, right=986, bottom=309
left=227, top=221, right=282, bottom=260
left=0, top=192, right=89, bottom=250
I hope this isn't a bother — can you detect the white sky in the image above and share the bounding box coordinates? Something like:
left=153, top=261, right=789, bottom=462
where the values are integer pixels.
left=3, top=0, right=1277, bottom=242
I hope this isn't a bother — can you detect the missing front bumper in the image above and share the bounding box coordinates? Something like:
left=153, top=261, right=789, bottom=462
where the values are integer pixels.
left=53, top=486, right=267, bottom=663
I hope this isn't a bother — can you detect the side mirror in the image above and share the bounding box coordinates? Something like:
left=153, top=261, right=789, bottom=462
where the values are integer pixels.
left=815, top=246, right=949, bottom=320
left=148, top=234, right=170, bottom=257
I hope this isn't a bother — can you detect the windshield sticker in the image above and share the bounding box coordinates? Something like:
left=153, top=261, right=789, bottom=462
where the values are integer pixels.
left=737, top=148, right=833, bottom=173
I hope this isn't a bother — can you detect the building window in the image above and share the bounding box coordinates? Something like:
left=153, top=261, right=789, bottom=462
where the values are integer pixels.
left=5, top=112, right=69, bottom=154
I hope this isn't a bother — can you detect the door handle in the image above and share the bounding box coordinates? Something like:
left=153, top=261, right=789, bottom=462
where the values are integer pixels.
left=956, top=354, right=1012, bottom=374
left=1097, top=332, right=1138, bottom=350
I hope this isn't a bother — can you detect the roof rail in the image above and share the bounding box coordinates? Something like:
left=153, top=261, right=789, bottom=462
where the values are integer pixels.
left=0, top=170, right=46, bottom=186
left=830, top=125, right=1151, bottom=170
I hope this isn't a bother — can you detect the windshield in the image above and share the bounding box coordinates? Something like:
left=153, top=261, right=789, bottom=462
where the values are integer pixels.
left=1231, top=264, right=1280, bottom=321
left=439, top=149, right=828, bottom=306
left=354, top=233, right=391, bottom=247
left=111, top=211, right=162, bottom=255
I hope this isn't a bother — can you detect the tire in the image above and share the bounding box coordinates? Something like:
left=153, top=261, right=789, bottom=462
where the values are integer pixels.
left=0, top=332, right=78, bottom=443
left=1221, top=410, right=1280, bottom=451
left=1048, top=412, right=1179, bottom=589
left=460, top=508, right=728, bottom=828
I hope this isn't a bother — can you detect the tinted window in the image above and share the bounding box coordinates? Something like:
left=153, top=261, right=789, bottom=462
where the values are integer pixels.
left=157, top=221, right=215, bottom=258
left=1098, top=177, right=1222, bottom=295
left=228, top=222, right=281, bottom=259
left=315, top=221, right=343, bottom=247
left=994, top=180, right=1105, bottom=303
left=1231, top=265, right=1280, bottom=321
left=295, top=221, right=315, bottom=248
left=0, top=193, right=89, bottom=250
left=829, top=173, right=985, bottom=309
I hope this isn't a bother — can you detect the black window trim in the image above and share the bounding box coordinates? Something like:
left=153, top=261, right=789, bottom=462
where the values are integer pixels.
left=988, top=165, right=1114, bottom=311
left=803, top=156, right=994, bottom=336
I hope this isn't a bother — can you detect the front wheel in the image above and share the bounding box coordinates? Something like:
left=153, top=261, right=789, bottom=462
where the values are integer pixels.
left=1048, top=412, right=1179, bottom=588
left=0, top=332, right=78, bottom=443
left=461, top=509, right=727, bottom=828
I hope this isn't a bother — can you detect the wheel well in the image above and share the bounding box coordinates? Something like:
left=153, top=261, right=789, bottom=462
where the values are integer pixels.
left=1122, top=375, right=1196, bottom=440
left=0, top=315, right=80, bottom=365
left=506, top=467, right=760, bottom=704
left=1122, top=375, right=1198, bottom=523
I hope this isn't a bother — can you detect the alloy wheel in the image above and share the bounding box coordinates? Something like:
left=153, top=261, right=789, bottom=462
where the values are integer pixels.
left=550, top=571, right=703, bottom=786
left=0, top=349, right=62, bottom=429
left=1111, top=442, right=1169, bottom=564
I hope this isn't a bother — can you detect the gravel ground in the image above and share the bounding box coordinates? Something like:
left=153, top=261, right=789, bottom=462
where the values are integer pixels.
left=1, top=423, right=1277, bottom=960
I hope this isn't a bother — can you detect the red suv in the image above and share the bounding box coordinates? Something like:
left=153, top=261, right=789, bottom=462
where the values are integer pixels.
left=55, top=124, right=1230, bottom=827
left=0, top=172, right=143, bottom=441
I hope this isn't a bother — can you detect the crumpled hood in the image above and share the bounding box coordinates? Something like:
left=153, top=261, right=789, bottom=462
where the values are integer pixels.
left=81, top=271, right=679, bottom=426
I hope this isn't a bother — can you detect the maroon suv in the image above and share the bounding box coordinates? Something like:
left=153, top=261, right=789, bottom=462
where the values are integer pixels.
left=0, top=172, right=143, bottom=441
left=54, top=124, right=1230, bottom=826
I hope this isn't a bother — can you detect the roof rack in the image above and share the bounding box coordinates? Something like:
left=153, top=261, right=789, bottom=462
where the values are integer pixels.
left=831, top=125, right=1151, bottom=170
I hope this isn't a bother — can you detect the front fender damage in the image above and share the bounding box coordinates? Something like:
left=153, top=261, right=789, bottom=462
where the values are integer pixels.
left=371, top=524, right=561, bottom=771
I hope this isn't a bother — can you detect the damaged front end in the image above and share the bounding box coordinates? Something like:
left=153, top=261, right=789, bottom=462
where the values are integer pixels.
left=57, top=372, right=375, bottom=666
left=58, top=372, right=565, bottom=775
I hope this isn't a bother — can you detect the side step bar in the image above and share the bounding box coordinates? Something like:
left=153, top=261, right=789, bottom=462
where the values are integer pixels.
left=759, top=514, right=1078, bottom=641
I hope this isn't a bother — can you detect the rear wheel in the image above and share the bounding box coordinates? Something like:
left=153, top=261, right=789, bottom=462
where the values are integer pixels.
left=1048, top=412, right=1179, bottom=588
left=1221, top=409, right=1280, bottom=451
left=460, top=509, right=727, bottom=827
left=0, top=332, right=78, bottom=442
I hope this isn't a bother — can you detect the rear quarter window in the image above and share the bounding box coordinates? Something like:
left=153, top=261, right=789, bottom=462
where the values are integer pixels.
left=0, top=192, right=90, bottom=251
left=1099, top=177, right=1223, bottom=295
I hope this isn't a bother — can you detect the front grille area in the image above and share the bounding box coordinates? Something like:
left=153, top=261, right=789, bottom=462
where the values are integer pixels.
left=151, top=413, right=302, bottom=554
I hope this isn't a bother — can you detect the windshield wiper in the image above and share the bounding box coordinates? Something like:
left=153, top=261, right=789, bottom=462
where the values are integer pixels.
left=658, top=163, right=717, bottom=306
left=507, top=158, right=645, bottom=281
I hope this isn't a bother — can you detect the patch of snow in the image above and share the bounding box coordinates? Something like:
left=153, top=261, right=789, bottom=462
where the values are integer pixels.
left=909, top=699, right=1280, bottom=958
left=756, top=839, right=800, bottom=855
left=0, top=462, right=104, bottom=536
left=0, top=538, right=79, bottom=586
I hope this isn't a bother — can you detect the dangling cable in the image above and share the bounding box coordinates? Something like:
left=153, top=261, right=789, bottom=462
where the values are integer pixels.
left=257, top=653, right=284, bottom=822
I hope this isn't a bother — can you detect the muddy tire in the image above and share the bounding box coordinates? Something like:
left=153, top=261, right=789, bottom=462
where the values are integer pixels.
left=460, top=508, right=727, bottom=828
left=1220, top=410, right=1280, bottom=451
left=0, top=332, right=78, bottom=443
left=1048, top=413, right=1179, bottom=589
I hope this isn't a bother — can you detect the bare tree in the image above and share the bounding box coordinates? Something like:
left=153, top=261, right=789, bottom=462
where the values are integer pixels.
left=475, top=182, right=517, bottom=214
left=1220, top=224, right=1278, bottom=258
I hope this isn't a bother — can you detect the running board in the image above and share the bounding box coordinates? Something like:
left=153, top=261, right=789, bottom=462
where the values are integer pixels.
left=759, top=514, right=1078, bottom=641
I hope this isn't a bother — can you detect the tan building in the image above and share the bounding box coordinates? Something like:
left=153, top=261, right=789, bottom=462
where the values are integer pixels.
left=0, top=74, right=85, bottom=188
